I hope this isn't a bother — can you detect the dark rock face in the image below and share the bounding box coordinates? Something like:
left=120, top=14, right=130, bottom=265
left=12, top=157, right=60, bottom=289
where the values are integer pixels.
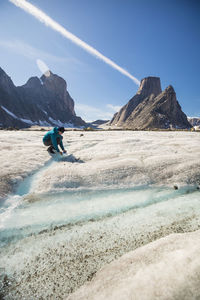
left=137, top=76, right=162, bottom=98
left=0, top=67, right=86, bottom=128
left=188, top=117, right=200, bottom=127
left=110, top=77, right=191, bottom=130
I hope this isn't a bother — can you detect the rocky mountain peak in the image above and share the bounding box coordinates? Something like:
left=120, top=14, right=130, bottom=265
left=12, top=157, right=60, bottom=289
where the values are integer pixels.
left=0, top=67, right=86, bottom=128
left=41, top=71, right=66, bottom=88
left=137, top=77, right=162, bottom=98
left=41, top=71, right=67, bottom=99
left=110, top=77, right=191, bottom=130
left=23, top=77, right=42, bottom=89
left=0, top=67, right=15, bottom=91
left=164, top=85, right=175, bottom=93
left=188, top=117, right=200, bottom=127
left=0, top=67, right=6, bottom=76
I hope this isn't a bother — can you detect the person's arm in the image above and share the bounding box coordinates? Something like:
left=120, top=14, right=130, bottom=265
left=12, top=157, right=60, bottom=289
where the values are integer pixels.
left=60, top=139, right=66, bottom=153
left=50, top=134, right=59, bottom=152
left=60, top=138, right=65, bottom=151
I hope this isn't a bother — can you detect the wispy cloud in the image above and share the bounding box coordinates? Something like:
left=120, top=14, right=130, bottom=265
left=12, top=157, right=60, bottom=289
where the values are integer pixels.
left=0, top=39, right=81, bottom=64
left=9, top=0, right=140, bottom=86
left=36, top=59, right=50, bottom=76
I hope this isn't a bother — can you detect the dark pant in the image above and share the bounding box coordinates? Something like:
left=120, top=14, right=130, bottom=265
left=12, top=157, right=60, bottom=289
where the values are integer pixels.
left=43, top=137, right=61, bottom=148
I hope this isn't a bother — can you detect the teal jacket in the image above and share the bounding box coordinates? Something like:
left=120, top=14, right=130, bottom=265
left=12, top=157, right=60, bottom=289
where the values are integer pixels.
left=43, top=127, right=64, bottom=152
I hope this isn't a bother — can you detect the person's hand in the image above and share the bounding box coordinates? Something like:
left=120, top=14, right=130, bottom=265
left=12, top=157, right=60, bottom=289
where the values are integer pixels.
left=59, top=151, right=63, bottom=155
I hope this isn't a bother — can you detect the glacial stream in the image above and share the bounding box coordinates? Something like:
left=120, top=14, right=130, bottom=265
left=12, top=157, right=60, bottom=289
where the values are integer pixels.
left=0, top=153, right=200, bottom=299
left=0, top=155, right=199, bottom=248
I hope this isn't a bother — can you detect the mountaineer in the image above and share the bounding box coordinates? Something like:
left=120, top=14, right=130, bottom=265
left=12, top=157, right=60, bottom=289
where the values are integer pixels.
left=43, top=127, right=67, bottom=155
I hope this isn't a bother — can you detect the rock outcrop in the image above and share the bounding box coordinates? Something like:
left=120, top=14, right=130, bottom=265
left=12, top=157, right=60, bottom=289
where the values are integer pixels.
left=110, top=77, right=191, bottom=130
left=0, top=67, right=86, bottom=128
left=188, top=117, right=200, bottom=127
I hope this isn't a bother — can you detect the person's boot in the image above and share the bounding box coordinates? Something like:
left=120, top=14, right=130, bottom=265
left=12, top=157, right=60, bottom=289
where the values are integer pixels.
left=47, top=146, right=56, bottom=154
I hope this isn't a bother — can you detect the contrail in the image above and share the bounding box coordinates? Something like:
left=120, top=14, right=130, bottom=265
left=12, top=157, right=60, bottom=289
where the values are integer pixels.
left=9, top=0, right=140, bottom=86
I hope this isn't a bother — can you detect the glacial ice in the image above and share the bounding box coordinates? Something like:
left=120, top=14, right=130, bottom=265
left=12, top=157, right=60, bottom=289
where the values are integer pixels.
left=0, top=130, right=200, bottom=299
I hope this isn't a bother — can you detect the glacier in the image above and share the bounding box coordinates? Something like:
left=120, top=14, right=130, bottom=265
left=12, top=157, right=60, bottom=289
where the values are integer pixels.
left=0, top=129, right=200, bottom=299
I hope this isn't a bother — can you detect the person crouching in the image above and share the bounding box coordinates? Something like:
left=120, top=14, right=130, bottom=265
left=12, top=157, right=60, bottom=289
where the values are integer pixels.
left=43, top=127, right=67, bottom=155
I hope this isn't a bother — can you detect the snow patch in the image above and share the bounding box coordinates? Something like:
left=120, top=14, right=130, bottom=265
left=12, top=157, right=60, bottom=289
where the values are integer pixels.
left=19, top=118, right=36, bottom=125
left=38, top=120, right=51, bottom=126
left=42, top=110, right=48, bottom=115
left=48, top=117, right=75, bottom=128
left=1, top=106, right=37, bottom=125
left=1, top=106, right=19, bottom=119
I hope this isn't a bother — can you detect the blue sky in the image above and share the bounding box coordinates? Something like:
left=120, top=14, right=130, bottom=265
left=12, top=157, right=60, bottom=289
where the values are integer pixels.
left=0, top=0, right=200, bottom=121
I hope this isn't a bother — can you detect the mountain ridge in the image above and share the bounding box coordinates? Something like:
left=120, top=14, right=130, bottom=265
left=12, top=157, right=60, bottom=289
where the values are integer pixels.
left=110, top=77, right=191, bottom=130
left=0, top=67, right=86, bottom=128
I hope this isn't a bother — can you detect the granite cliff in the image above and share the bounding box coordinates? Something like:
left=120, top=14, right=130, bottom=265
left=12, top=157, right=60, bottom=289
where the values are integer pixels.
left=0, top=67, right=86, bottom=128
left=110, top=77, right=191, bottom=130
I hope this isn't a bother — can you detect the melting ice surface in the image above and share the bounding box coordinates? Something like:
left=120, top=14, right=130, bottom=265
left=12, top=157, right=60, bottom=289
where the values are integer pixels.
left=0, top=152, right=199, bottom=247
left=0, top=169, right=198, bottom=247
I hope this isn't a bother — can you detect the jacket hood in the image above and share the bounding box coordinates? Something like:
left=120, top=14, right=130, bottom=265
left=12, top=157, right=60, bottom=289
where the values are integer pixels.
left=53, top=127, right=58, bottom=134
